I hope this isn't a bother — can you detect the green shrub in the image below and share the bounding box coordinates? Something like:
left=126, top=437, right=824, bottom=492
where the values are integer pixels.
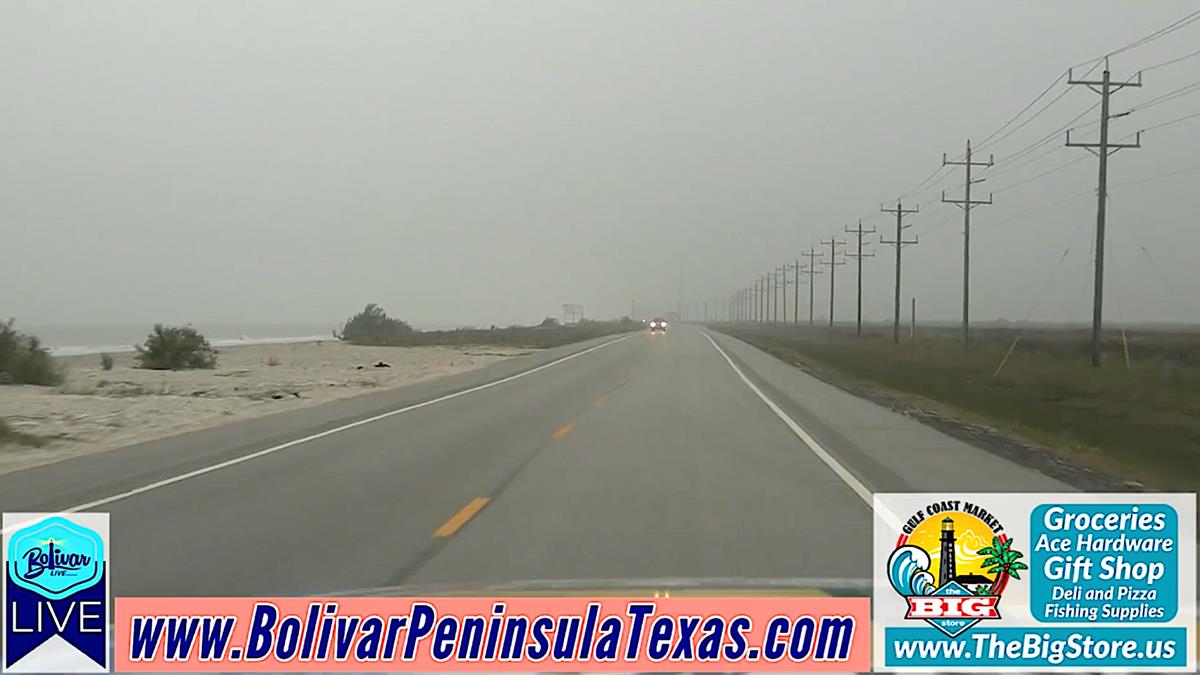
left=538, top=316, right=561, bottom=328
left=100, top=352, right=114, bottom=371
left=135, top=324, right=217, bottom=370
left=337, top=304, right=414, bottom=345
left=0, top=319, right=62, bottom=386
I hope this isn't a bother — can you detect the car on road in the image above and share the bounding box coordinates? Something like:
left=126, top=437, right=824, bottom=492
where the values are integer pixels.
left=648, top=317, right=668, bottom=333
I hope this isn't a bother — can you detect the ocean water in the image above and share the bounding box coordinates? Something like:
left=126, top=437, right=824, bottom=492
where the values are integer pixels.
left=18, top=323, right=339, bottom=357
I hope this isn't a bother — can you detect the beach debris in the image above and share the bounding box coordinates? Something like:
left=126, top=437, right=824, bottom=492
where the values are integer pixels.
left=373, top=361, right=391, bottom=368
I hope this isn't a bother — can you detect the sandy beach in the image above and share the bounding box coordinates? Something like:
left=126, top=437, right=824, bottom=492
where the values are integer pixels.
left=0, top=341, right=532, bottom=475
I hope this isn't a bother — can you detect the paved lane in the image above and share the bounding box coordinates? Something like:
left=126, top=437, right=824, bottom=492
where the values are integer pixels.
left=407, top=328, right=875, bottom=586
left=0, top=326, right=1071, bottom=597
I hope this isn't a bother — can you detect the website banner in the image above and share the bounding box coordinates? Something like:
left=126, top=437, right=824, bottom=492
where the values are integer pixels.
left=872, top=492, right=1196, bottom=672
left=115, top=596, right=869, bottom=672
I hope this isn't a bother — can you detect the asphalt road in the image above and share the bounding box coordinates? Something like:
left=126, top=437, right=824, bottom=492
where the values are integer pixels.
left=0, top=326, right=1071, bottom=597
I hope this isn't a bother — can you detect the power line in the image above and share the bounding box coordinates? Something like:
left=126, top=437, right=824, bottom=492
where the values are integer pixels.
left=1127, top=77, right=1200, bottom=112
left=976, top=59, right=1107, bottom=156
left=899, top=164, right=955, bottom=200
left=1103, top=9, right=1200, bottom=59
left=984, top=121, right=1161, bottom=195
left=992, top=102, right=1101, bottom=167
left=986, top=188, right=1095, bottom=229
left=974, top=72, right=1070, bottom=150
left=1140, top=45, right=1200, bottom=72
left=1112, top=161, right=1200, bottom=189
left=991, top=154, right=1091, bottom=194
left=976, top=85, right=1078, bottom=153
left=1139, top=109, right=1200, bottom=134
left=977, top=9, right=1200, bottom=156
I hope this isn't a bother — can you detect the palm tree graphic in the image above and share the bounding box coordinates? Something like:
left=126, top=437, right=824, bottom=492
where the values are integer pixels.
left=974, top=536, right=1028, bottom=596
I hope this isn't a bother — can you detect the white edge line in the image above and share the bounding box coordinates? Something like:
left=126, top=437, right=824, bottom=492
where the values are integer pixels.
left=701, top=331, right=902, bottom=532
left=2, top=333, right=634, bottom=534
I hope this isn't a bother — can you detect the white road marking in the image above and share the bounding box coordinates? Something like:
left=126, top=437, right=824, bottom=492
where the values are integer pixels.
left=702, top=331, right=901, bottom=530
left=2, top=333, right=634, bottom=533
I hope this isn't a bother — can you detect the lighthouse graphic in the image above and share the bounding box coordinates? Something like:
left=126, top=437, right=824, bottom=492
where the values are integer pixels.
left=939, top=516, right=957, bottom=586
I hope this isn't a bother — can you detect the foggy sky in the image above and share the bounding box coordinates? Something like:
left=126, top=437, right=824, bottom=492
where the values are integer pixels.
left=4, top=1, right=1199, bottom=328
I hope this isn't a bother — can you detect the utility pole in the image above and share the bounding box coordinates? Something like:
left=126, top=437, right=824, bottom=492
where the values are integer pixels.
left=786, top=260, right=804, bottom=325
left=844, top=221, right=876, bottom=336
left=942, top=139, right=994, bottom=349
left=763, top=275, right=769, bottom=323
left=774, top=267, right=786, bottom=323
left=801, top=247, right=824, bottom=325
left=753, top=279, right=760, bottom=323
left=778, top=265, right=789, bottom=324
left=881, top=201, right=920, bottom=344
left=759, top=275, right=767, bottom=323
left=1066, top=60, right=1142, bottom=367
left=820, top=238, right=847, bottom=327
left=769, top=271, right=777, bottom=323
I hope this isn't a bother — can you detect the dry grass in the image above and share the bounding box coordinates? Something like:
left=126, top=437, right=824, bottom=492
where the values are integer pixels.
left=0, top=419, right=44, bottom=448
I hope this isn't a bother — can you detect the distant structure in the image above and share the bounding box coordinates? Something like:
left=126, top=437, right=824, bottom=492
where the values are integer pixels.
left=939, top=517, right=957, bottom=587
left=562, top=304, right=584, bottom=324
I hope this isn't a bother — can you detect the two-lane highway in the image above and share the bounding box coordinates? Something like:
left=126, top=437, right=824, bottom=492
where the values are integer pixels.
left=0, top=326, right=1071, bottom=597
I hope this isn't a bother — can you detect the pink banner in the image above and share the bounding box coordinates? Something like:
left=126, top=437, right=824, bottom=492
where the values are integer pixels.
left=115, top=596, right=869, bottom=671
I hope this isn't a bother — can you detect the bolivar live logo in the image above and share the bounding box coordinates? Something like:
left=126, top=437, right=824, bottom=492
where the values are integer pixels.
left=887, top=500, right=1027, bottom=638
left=3, top=513, right=110, bottom=673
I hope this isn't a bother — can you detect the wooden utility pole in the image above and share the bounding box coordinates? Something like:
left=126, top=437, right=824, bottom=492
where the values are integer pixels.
left=771, top=269, right=781, bottom=323
left=786, top=260, right=804, bottom=325
left=820, top=238, right=847, bottom=327
left=777, top=265, right=789, bottom=324
left=942, top=139, right=994, bottom=349
left=1066, top=61, right=1142, bottom=367
left=880, top=201, right=920, bottom=344
left=801, top=247, right=824, bottom=325
left=760, top=274, right=767, bottom=323
left=844, top=221, right=876, bottom=336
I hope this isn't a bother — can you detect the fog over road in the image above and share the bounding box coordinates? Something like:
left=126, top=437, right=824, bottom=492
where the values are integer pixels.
left=0, top=327, right=1069, bottom=597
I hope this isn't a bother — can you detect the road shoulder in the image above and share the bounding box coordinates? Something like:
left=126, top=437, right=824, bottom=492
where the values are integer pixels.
left=704, top=329, right=1076, bottom=494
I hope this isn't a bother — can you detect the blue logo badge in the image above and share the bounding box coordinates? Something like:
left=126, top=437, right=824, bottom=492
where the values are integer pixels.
left=4, top=513, right=109, bottom=672
left=7, top=516, right=104, bottom=601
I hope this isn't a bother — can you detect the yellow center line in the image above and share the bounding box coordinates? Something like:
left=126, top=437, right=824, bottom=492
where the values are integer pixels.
left=594, top=394, right=607, bottom=406
left=432, top=497, right=491, bottom=538
left=552, top=422, right=574, bottom=440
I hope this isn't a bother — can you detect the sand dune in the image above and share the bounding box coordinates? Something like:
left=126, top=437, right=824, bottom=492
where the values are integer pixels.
left=0, top=341, right=530, bottom=475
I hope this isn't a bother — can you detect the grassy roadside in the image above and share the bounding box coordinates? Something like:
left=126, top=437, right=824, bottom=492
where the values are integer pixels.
left=714, top=323, right=1200, bottom=492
